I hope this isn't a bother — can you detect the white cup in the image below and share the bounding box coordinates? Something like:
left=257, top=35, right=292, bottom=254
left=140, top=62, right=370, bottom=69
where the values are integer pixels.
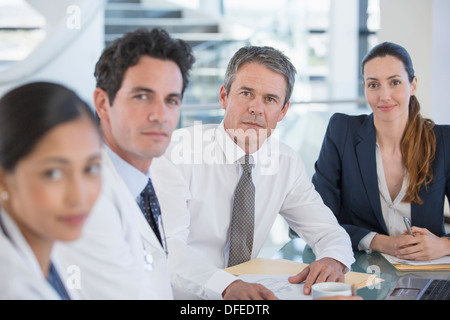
left=311, top=282, right=352, bottom=299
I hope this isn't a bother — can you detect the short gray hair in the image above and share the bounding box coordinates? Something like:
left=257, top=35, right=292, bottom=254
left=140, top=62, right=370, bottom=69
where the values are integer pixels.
left=223, top=46, right=297, bottom=106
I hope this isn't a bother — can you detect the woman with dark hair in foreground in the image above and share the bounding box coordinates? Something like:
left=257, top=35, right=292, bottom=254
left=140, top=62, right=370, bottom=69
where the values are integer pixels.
left=0, top=82, right=102, bottom=299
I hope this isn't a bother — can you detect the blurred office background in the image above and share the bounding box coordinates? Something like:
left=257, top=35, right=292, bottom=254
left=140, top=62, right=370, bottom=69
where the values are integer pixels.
left=1, top=0, right=449, bottom=258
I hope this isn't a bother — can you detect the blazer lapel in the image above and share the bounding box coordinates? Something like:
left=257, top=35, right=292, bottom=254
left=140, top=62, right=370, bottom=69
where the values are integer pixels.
left=410, top=185, right=429, bottom=228
left=354, top=114, right=388, bottom=234
left=410, top=202, right=422, bottom=228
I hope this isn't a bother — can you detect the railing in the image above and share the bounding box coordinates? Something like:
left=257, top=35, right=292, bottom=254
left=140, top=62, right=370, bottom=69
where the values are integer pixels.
left=180, top=98, right=448, bottom=230
left=179, top=98, right=368, bottom=128
left=180, top=98, right=368, bottom=111
left=179, top=98, right=370, bottom=179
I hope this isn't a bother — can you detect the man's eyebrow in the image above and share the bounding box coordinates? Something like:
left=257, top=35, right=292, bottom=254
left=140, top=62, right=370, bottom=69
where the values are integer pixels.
left=265, top=93, right=281, bottom=100
left=238, top=86, right=255, bottom=92
left=129, top=87, right=154, bottom=94
left=129, top=87, right=182, bottom=99
left=167, top=92, right=182, bottom=99
left=238, top=86, right=281, bottom=100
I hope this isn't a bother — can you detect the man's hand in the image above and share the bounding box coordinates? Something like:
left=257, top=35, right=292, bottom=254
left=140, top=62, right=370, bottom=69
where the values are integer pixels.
left=222, top=280, right=279, bottom=300
left=287, top=257, right=346, bottom=295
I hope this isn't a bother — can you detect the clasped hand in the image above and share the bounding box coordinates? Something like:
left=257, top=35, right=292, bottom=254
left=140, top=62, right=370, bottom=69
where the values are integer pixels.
left=394, top=227, right=450, bottom=261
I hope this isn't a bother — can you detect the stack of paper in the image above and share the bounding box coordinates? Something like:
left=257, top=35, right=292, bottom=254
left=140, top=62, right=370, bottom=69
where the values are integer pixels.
left=381, top=253, right=450, bottom=271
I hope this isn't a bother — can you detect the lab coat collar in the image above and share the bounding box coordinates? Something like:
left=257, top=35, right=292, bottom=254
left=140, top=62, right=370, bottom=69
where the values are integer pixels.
left=0, top=209, right=48, bottom=280
left=101, top=148, right=167, bottom=255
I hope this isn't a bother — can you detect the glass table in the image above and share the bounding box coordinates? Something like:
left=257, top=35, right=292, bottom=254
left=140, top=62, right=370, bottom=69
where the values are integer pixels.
left=274, top=237, right=450, bottom=300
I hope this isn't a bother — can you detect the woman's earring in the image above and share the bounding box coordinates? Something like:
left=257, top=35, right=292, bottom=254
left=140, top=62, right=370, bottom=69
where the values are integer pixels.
left=0, top=191, right=8, bottom=201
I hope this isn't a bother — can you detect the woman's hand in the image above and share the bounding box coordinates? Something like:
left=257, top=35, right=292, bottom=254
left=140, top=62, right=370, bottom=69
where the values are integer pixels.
left=370, top=233, right=407, bottom=256
left=371, top=229, right=450, bottom=261
left=395, top=227, right=450, bottom=261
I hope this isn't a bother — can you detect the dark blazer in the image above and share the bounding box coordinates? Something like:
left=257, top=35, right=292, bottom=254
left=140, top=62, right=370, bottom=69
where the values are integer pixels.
left=312, top=113, right=450, bottom=251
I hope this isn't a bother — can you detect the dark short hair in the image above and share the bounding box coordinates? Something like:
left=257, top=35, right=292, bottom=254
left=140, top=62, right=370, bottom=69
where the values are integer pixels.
left=223, top=46, right=297, bottom=106
left=94, top=27, right=195, bottom=105
left=0, top=82, right=98, bottom=171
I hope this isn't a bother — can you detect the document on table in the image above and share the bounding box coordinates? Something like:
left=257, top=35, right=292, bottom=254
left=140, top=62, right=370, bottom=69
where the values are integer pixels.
left=225, top=258, right=382, bottom=289
left=381, top=253, right=450, bottom=271
left=238, top=274, right=312, bottom=300
left=381, top=253, right=450, bottom=266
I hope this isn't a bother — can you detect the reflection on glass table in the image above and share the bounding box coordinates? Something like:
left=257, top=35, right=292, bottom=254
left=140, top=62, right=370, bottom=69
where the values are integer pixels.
left=275, top=237, right=450, bottom=300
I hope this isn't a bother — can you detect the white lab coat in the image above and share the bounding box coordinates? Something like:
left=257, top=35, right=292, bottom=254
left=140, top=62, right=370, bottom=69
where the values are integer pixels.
left=55, top=149, right=173, bottom=299
left=0, top=210, right=78, bottom=300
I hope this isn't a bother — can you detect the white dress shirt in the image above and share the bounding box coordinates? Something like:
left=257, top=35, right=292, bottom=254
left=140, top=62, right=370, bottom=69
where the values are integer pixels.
left=358, top=143, right=411, bottom=252
left=106, top=145, right=149, bottom=202
left=151, top=121, right=354, bottom=299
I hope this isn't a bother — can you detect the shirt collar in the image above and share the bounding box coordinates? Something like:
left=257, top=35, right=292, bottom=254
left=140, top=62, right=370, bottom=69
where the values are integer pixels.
left=104, top=145, right=149, bottom=199
left=216, top=120, right=271, bottom=165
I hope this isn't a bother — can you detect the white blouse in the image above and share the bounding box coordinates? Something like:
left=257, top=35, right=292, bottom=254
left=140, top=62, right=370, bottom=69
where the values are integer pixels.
left=358, top=144, right=411, bottom=252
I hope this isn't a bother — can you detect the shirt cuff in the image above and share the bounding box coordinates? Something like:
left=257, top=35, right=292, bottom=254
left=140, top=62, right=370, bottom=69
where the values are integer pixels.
left=203, top=269, right=239, bottom=300
left=358, top=232, right=377, bottom=254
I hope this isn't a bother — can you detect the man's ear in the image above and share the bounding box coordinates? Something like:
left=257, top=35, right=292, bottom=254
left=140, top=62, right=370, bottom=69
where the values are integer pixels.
left=277, top=101, right=290, bottom=122
left=219, top=85, right=228, bottom=111
left=93, top=88, right=111, bottom=121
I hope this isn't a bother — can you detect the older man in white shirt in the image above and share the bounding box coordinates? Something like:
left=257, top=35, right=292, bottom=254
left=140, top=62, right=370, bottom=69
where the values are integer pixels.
left=152, top=46, right=354, bottom=300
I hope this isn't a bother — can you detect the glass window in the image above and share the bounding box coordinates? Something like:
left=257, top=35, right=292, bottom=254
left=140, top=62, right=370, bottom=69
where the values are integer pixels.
left=179, top=0, right=375, bottom=175
left=173, top=0, right=377, bottom=253
left=0, top=0, right=46, bottom=71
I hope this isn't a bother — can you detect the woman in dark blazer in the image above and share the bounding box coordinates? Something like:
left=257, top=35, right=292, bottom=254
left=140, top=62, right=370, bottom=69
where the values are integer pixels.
left=313, top=42, right=450, bottom=261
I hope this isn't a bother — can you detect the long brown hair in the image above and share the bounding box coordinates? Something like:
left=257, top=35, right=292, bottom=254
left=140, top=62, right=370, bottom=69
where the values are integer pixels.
left=362, top=42, right=436, bottom=204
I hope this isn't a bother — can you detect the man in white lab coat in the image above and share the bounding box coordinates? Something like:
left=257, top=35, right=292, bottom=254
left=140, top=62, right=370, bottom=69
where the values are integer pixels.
left=56, top=28, right=195, bottom=299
